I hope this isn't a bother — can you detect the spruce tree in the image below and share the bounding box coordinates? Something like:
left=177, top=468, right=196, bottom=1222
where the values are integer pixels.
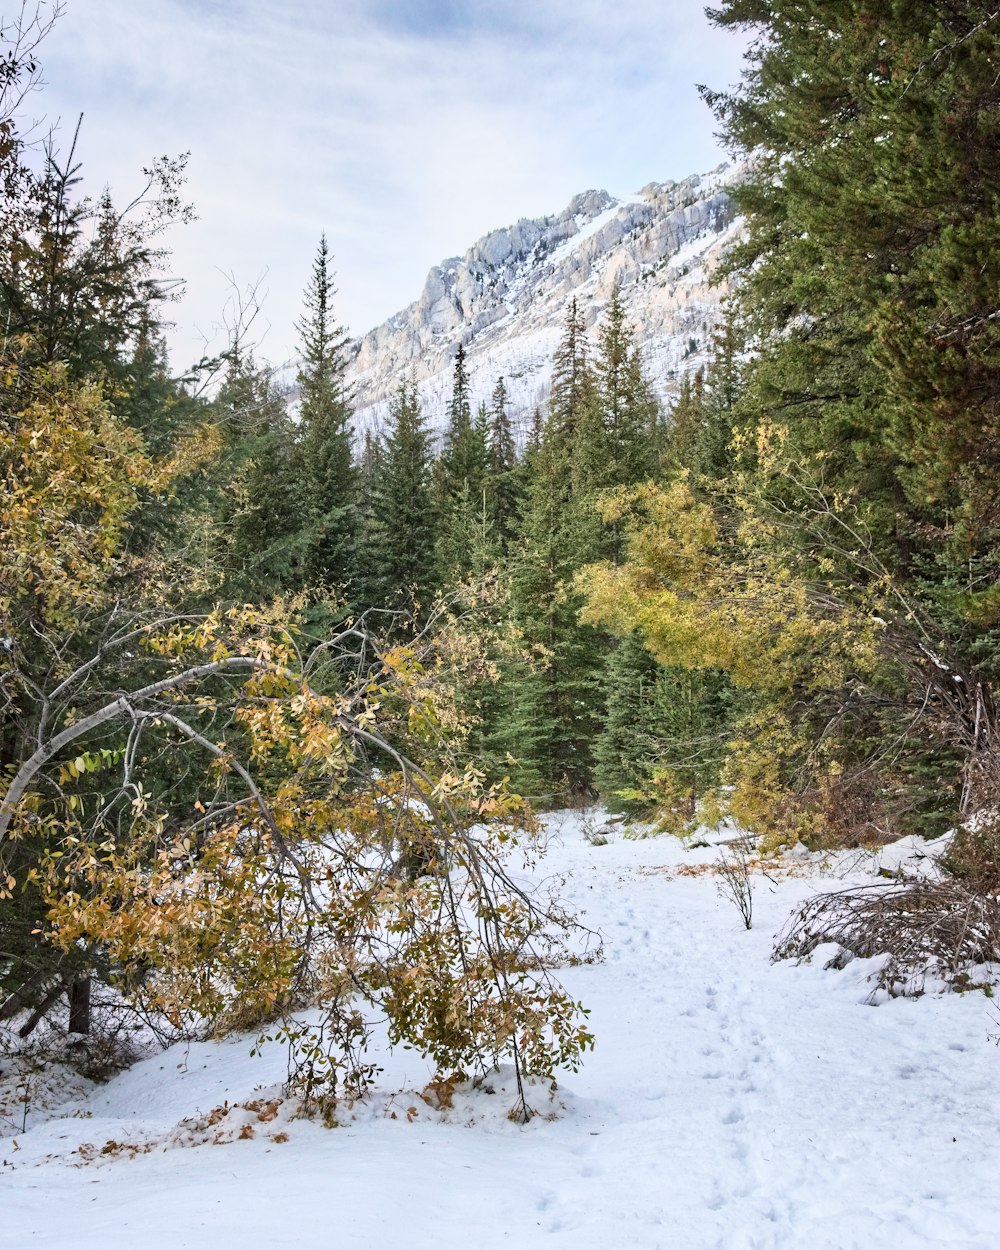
left=295, top=235, right=357, bottom=595
left=0, top=139, right=192, bottom=381
left=704, top=1, right=1000, bottom=565
left=593, top=633, right=662, bottom=814
left=593, top=286, right=659, bottom=490
left=364, top=383, right=437, bottom=621
left=663, top=370, right=705, bottom=476
left=216, top=352, right=304, bottom=601
left=434, top=344, right=488, bottom=584
left=663, top=310, right=743, bottom=484
left=502, top=303, right=607, bottom=798
left=594, top=633, right=737, bottom=823
left=485, top=376, right=519, bottom=548
left=547, top=298, right=596, bottom=465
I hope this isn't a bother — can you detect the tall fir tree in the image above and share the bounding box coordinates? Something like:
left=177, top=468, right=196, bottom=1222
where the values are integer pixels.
left=215, top=351, right=304, bottom=601
left=0, top=136, right=193, bottom=382
left=662, top=369, right=705, bottom=476
left=295, top=234, right=357, bottom=596
left=662, top=308, right=743, bottom=484
left=594, top=633, right=738, bottom=824
left=363, top=382, right=437, bottom=621
left=593, top=634, right=677, bottom=815
left=583, top=0, right=1000, bottom=843
left=547, top=298, right=596, bottom=465
left=434, top=343, right=488, bottom=584
left=593, top=285, right=660, bottom=490
left=485, top=375, right=519, bottom=548
left=501, top=302, right=607, bottom=798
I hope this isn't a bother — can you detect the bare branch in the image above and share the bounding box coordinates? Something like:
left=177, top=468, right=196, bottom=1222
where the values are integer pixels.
left=0, top=656, right=268, bottom=844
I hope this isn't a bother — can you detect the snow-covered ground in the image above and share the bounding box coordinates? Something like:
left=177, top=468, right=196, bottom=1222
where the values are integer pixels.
left=5, top=814, right=999, bottom=1249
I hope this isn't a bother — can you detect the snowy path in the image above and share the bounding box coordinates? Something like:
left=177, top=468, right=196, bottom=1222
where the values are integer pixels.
left=5, top=816, right=1000, bottom=1249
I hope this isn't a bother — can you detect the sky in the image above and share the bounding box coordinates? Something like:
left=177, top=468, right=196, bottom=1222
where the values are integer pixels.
left=26, top=0, right=749, bottom=367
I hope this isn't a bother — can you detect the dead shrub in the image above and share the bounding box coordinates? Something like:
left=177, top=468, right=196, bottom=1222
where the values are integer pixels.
left=717, top=835, right=756, bottom=930
left=811, top=768, right=899, bottom=850
left=941, top=821, right=1000, bottom=893
left=68, top=1023, right=144, bottom=1084
left=774, top=879, right=1000, bottom=999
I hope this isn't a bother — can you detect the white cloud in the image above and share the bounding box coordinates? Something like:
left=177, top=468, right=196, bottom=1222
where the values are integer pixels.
left=32, top=0, right=747, bottom=366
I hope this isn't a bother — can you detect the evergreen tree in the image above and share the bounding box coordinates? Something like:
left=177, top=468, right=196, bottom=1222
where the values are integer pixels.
left=593, top=286, right=660, bottom=489
left=355, top=427, right=384, bottom=610
left=695, top=0, right=1000, bottom=838
left=547, top=298, right=596, bottom=467
left=704, top=1, right=1000, bottom=568
left=593, top=633, right=663, bottom=814
left=594, top=633, right=737, bottom=823
left=0, top=133, right=193, bottom=381
left=526, top=406, right=543, bottom=454
left=216, top=352, right=304, bottom=600
left=117, top=330, right=219, bottom=573
left=572, top=1, right=1000, bottom=844
left=662, top=369, right=705, bottom=475
left=485, top=375, right=519, bottom=548
left=434, top=344, right=488, bottom=583
left=663, top=309, right=744, bottom=484
left=587, top=289, right=663, bottom=562
left=364, top=383, right=437, bottom=620
left=295, top=234, right=357, bottom=595
left=501, top=304, right=607, bottom=798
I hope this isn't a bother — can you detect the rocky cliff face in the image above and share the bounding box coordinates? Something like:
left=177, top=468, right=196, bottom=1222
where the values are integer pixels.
left=347, top=163, right=744, bottom=440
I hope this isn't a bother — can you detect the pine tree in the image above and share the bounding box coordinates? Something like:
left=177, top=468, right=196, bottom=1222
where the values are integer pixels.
left=594, top=633, right=737, bottom=823
left=216, top=352, right=304, bottom=600
left=547, top=299, right=596, bottom=465
left=485, top=376, right=519, bottom=548
left=434, top=344, right=488, bottom=584
left=663, top=310, right=743, bottom=484
left=587, top=289, right=662, bottom=562
left=364, top=383, right=437, bottom=620
left=593, top=286, right=660, bottom=489
left=354, top=427, right=383, bottom=610
left=118, top=330, right=218, bottom=572
left=526, top=406, right=543, bottom=454
left=295, top=235, right=357, bottom=595
left=661, top=0, right=1000, bottom=841
left=0, top=134, right=192, bottom=381
left=662, top=370, right=703, bottom=475
left=501, top=304, right=607, bottom=798
left=593, top=633, right=662, bottom=814
left=704, top=1, right=1000, bottom=564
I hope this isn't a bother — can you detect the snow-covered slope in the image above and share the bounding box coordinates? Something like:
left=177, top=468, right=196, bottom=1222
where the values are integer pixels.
left=348, top=164, right=744, bottom=441
left=6, top=815, right=999, bottom=1250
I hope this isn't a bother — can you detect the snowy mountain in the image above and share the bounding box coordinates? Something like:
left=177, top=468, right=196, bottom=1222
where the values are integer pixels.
left=347, top=162, right=744, bottom=441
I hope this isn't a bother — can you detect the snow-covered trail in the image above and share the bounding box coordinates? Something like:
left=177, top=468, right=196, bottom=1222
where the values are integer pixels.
left=6, top=816, right=1000, bottom=1250
left=542, top=829, right=998, bottom=1249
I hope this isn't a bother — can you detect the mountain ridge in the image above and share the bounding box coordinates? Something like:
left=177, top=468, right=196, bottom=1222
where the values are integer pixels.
left=346, top=162, right=745, bottom=439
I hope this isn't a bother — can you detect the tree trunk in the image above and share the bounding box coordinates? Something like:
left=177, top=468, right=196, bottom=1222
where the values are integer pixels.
left=68, top=975, right=91, bottom=1035
left=18, top=979, right=67, bottom=1039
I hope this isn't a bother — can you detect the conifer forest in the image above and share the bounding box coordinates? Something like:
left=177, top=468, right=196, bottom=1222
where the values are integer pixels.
left=4, top=4, right=1000, bottom=1247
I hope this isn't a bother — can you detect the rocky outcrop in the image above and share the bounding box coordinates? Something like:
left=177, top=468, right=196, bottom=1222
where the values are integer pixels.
left=347, top=163, right=744, bottom=441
